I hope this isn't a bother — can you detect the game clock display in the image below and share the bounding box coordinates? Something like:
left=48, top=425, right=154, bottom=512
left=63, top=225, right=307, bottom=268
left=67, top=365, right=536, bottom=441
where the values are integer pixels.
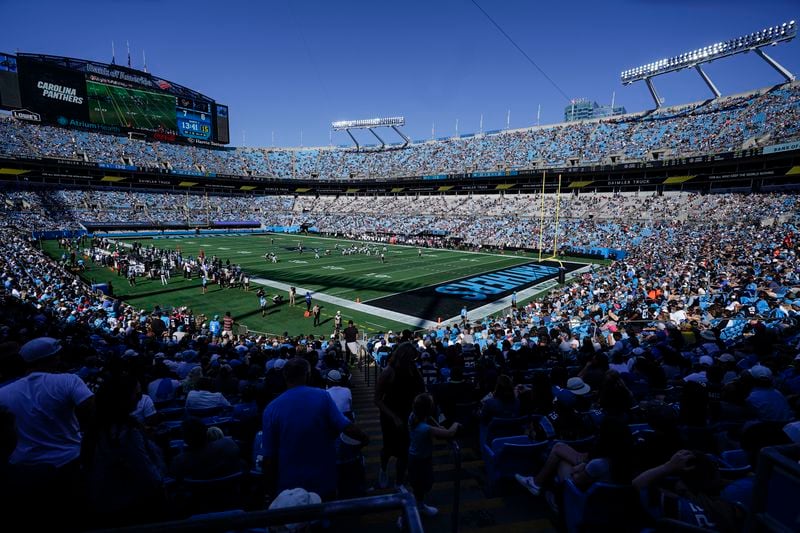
left=177, top=107, right=212, bottom=140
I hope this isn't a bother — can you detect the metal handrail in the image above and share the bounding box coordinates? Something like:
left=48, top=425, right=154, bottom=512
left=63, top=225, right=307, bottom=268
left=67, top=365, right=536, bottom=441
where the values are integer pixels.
left=450, top=439, right=462, bottom=533
left=89, top=490, right=423, bottom=533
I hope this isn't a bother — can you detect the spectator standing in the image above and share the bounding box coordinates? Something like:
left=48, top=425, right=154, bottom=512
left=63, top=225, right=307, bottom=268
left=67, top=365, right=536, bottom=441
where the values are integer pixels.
left=325, top=369, right=352, bottom=416
left=344, top=320, right=360, bottom=364
left=262, top=358, right=368, bottom=500
left=406, top=393, right=459, bottom=519
left=222, top=311, right=235, bottom=341
left=375, top=342, right=425, bottom=488
left=0, top=337, right=95, bottom=526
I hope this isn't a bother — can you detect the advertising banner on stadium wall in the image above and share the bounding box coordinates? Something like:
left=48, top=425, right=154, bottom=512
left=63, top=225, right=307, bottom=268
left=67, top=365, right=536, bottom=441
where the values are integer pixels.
left=764, top=141, right=800, bottom=155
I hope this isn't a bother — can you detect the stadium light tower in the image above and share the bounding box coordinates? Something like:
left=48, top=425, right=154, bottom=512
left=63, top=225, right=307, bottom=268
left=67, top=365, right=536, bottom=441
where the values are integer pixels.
left=331, top=116, right=409, bottom=150
left=621, top=21, right=797, bottom=108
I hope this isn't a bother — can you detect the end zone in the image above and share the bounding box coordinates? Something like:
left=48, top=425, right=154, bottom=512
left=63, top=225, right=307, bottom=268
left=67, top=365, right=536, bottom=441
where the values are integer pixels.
left=367, top=260, right=585, bottom=322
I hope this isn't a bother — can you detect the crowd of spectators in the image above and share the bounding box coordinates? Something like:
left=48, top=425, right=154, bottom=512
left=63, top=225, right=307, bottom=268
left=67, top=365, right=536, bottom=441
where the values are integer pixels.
left=3, top=188, right=798, bottom=259
left=0, top=209, right=799, bottom=529
left=2, top=84, right=800, bottom=528
left=0, top=228, right=369, bottom=529
left=2, top=83, right=799, bottom=180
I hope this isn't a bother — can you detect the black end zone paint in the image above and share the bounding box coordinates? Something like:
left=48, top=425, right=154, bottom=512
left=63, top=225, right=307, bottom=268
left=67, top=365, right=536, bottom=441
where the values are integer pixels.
left=368, top=259, right=583, bottom=321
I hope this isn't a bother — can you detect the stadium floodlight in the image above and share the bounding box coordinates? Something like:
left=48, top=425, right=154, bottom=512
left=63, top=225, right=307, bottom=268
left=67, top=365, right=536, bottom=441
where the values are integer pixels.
left=621, top=21, right=797, bottom=107
left=331, top=117, right=405, bottom=130
left=331, top=116, right=409, bottom=151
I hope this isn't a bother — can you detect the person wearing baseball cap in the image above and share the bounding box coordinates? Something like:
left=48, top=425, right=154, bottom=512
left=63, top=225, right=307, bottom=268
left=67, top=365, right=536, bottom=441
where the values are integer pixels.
left=268, top=487, right=322, bottom=531
left=325, top=369, right=352, bottom=416
left=0, top=337, right=95, bottom=522
left=684, top=355, right=715, bottom=385
left=746, top=365, right=792, bottom=423
left=715, top=353, right=739, bottom=385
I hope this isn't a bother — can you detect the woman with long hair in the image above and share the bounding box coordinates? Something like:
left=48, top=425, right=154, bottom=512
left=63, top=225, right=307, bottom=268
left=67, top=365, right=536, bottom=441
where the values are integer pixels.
left=374, top=342, right=424, bottom=488
left=480, top=374, right=520, bottom=425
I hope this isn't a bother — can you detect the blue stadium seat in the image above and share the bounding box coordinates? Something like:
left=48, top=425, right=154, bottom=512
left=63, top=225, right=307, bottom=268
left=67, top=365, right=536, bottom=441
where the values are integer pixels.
left=480, top=416, right=531, bottom=460
left=562, top=478, right=640, bottom=533
left=483, top=436, right=548, bottom=495
left=748, top=445, right=800, bottom=531
left=182, top=471, right=246, bottom=514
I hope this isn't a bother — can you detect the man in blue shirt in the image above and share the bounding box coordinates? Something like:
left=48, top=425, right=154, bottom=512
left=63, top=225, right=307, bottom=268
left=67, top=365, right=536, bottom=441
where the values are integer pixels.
left=746, top=365, right=793, bottom=423
left=262, top=358, right=369, bottom=500
left=208, top=315, right=221, bottom=338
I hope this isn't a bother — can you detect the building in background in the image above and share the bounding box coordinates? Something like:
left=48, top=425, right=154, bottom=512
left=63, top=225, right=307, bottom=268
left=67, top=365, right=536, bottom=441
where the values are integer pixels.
left=564, top=98, right=626, bottom=122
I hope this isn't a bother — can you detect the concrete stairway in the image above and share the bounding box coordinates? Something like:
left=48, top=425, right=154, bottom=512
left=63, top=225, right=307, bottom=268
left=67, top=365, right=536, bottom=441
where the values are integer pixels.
left=345, top=362, right=557, bottom=532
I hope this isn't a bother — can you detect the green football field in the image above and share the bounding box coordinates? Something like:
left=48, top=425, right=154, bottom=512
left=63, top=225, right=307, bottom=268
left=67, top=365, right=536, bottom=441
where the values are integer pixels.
left=43, top=234, right=596, bottom=337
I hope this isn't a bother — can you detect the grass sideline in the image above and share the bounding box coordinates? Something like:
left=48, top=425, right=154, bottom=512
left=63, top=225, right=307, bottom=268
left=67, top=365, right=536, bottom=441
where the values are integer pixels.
left=43, top=234, right=606, bottom=336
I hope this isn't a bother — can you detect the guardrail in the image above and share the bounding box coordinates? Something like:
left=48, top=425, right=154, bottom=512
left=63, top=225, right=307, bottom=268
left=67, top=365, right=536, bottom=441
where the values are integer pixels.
left=450, top=439, right=462, bottom=533
left=89, top=490, right=424, bottom=533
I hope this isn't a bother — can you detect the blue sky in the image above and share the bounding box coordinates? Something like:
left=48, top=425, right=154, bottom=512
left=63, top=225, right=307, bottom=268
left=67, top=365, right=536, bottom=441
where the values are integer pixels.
left=1, top=0, right=798, bottom=147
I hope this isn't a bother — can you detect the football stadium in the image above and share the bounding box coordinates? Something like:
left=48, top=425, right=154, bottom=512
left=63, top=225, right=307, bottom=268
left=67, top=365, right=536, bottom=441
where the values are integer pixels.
left=1, top=2, right=800, bottom=532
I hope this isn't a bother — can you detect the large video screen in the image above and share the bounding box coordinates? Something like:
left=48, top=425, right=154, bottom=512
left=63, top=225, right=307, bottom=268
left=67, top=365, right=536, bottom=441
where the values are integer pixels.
left=87, top=80, right=176, bottom=131
left=16, top=56, right=89, bottom=123
left=14, top=56, right=228, bottom=143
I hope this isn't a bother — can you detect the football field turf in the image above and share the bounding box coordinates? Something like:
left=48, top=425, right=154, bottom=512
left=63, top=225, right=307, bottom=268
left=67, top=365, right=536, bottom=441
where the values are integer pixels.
left=44, top=234, right=593, bottom=336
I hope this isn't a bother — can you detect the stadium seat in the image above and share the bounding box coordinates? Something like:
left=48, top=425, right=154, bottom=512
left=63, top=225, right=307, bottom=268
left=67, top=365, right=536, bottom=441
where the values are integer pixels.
left=483, top=436, right=548, bottom=495
left=480, top=416, right=531, bottom=460
left=187, top=406, right=227, bottom=418
left=747, top=445, right=800, bottom=532
left=562, top=478, right=641, bottom=533
left=715, top=449, right=751, bottom=479
left=554, top=435, right=596, bottom=454
left=182, top=471, right=246, bottom=515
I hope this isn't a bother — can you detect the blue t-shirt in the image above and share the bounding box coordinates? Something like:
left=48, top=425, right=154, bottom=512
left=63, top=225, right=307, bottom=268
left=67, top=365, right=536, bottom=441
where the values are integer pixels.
left=262, top=385, right=350, bottom=497
left=746, top=387, right=793, bottom=422
left=408, top=415, right=433, bottom=459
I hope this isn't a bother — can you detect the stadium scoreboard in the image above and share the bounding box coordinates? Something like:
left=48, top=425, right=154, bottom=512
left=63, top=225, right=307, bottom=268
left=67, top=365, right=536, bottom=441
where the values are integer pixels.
left=0, top=53, right=230, bottom=145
